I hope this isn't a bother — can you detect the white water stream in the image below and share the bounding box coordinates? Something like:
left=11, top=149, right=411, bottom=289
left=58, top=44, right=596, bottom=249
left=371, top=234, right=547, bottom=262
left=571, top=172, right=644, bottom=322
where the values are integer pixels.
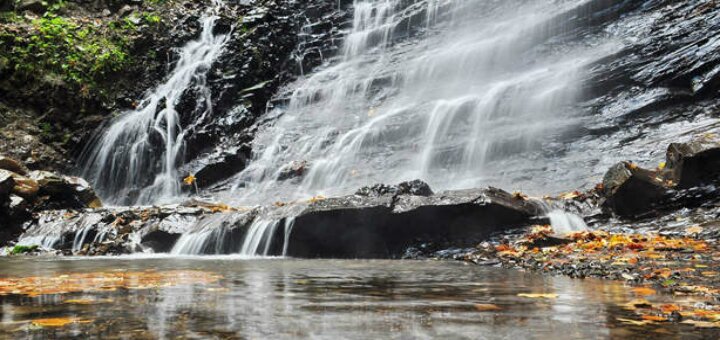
left=80, top=0, right=230, bottom=205
left=74, top=0, right=618, bottom=255
left=227, top=0, right=620, bottom=206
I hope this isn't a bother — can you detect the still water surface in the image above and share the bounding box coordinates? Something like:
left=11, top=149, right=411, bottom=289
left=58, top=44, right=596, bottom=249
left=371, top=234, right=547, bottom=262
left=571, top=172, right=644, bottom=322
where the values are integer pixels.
left=0, top=258, right=715, bottom=339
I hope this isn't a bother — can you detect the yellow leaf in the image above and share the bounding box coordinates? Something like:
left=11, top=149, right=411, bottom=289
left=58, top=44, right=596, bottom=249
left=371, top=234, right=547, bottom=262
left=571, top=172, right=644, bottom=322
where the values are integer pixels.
left=32, top=317, right=91, bottom=327
left=183, top=174, right=196, bottom=186
left=474, top=304, right=502, bottom=311
left=308, top=195, right=326, bottom=204
left=63, top=298, right=112, bottom=305
left=517, top=293, right=558, bottom=299
left=658, top=161, right=666, bottom=170
left=617, top=317, right=653, bottom=326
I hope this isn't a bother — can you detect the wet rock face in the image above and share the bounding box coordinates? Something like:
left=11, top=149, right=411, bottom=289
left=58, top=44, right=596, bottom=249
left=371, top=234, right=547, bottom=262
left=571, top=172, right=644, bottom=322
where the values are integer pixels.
left=181, top=0, right=351, bottom=189
left=600, top=136, right=720, bottom=218
left=14, top=183, right=543, bottom=258
left=601, top=162, right=668, bottom=218
left=355, top=180, right=434, bottom=198
left=287, top=186, right=543, bottom=258
left=666, top=137, right=720, bottom=189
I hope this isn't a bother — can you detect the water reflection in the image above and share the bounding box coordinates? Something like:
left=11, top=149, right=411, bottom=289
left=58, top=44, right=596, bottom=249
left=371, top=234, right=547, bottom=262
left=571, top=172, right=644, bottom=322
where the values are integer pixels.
left=0, top=258, right=716, bottom=339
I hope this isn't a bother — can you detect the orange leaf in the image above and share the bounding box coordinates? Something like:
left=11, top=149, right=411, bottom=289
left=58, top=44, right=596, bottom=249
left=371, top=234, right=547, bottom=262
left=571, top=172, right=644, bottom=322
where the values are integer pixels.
left=641, top=315, right=667, bottom=322
left=32, top=317, right=90, bottom=327
left=632, top=287, right=657, bottom=296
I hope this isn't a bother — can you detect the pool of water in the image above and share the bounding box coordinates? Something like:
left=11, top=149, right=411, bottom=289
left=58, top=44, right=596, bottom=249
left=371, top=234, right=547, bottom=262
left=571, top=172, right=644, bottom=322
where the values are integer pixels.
left=0, top=257, right=716, bottom=339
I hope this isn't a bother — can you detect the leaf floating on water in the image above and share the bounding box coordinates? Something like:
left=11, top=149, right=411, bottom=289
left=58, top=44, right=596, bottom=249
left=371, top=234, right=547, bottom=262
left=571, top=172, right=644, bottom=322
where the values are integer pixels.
left=474, top=304, right=502, bottom=311
left=517, top=293, right=558, bottom=299
left=617, top=317, right=653, bottom=326
left=641, top=315, right=667, bottom=322
left=32, top=317, right=91, bottom=327
left=63, top=298, right=113, bottom=305
left=631, top=287, right=657, bottom=296
left=0, top=270, right=222, bottom=297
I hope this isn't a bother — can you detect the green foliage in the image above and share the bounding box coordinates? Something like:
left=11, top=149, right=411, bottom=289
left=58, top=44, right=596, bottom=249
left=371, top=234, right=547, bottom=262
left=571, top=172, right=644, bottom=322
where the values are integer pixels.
left=4, top=13, right=134, bottom=86
left=143, top=13, right=161, bottom=24
left=11, top=245, right=38, bottom=255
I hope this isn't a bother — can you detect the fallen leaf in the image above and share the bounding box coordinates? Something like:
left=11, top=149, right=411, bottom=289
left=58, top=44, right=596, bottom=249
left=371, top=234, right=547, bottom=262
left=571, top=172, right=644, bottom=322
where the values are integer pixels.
left=32, top=317, right=91, bottom=327
left=183, top=174, right=196, bottom=186
left=517, top=293, right=558, bottom=299
left=641, top=315, right=667, bottom=322
left=632, top=287, right=657, bottom=296
left=63, top=298, right=112, bottom=305
left=474, top=304, right=502, bottom=311
left=617, top=317, right=653, bottom=326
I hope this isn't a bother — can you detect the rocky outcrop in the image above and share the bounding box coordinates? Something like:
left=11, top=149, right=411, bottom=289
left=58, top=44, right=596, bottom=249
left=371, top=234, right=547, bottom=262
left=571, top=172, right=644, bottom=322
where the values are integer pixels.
left=599, top=135, right=720, bottom=218
left=600, top=162, right=668, bottom=217
left=13, top=182, right=543, bottom=257
left=0, top=155, right=101, bottom=244
left=666, top=136, right=720, bottom=189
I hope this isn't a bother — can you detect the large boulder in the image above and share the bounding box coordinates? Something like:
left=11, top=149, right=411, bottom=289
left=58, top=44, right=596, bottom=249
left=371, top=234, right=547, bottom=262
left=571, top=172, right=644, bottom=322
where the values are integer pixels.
left=284, top=186, right=542, bottom=258
left=26, top=171, right=102, bottom=209
left=665, top=136, right=720, bottom=189
left=0, top=156, right=28, bottom=175
left=601, top=162, right=668, bottom=217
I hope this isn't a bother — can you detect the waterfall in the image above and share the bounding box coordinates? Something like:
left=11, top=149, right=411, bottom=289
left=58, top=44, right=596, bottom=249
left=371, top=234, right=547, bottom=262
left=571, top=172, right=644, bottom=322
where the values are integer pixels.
left=227, top=0, right=620, bottom=205
left=79, top=1, right=230, bottom=205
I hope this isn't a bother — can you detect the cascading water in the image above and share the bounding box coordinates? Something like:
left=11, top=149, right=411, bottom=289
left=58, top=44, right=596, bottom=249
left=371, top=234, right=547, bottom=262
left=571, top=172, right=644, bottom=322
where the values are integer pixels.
left=227, top=0, right=620, bottom=206
left=79, top=0, right=230, bottom=205
left=63, top=0, right=625, bottom=256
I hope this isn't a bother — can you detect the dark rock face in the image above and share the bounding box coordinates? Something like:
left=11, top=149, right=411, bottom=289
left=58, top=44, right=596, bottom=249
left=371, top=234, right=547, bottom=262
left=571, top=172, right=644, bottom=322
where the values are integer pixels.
left=599, top=136, right=720, bottom=218
left=601, top=162, right=668, bottom=218
left=180, top=0, right=351, bottom=189
left=666, top=137, right=720, bottom=189
left=286, top=187, right=542, bottom=258
left=355, top=179, right=434, bottom=198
